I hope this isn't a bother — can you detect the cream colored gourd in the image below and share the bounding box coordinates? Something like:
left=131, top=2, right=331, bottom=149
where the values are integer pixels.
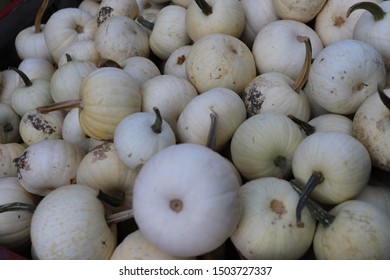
left=16, top=139, right=85, bottom=196
left=61, top=108, right=91, bottom=153
left=57, top=40, right=101, bottom=67
left=313, top=200, right=390, bottom=259
left=0, top=177, right=39, bottom=251
left=148, top=5, right=191, bottom=60
left=314, top=0, right=383, bottom=47
left=252, top=19, right=323, bottom=81
left=0, top=143, right=25, bottom=177
left=95, top=16, right=150, bottom=64
left=122, top=56, right=161, bottom=87
left=19, top=109, right=64, bottom=146
left=230, top=112, right=304, bottom=181
left=185, top=0, right=245, bottom=42
left=111, top=229, right=195, bottom=260
left=231, top=177, right=316, bottom=260
left=185, top=33, right=256, bottom=94
left=352, top=87, right=390, bottom=171
left=14, top=0, right=52, bottom=62
left=76, top=142, right=137, bottom=209
left=177, top=87, right=247, bottom=151
left=163, top=45, right=192, bottom=80
left=10, top=68, right=53, bottom=117
left=79, top=0, right=101, bottom=16
left=30, top=184, right=117, bottom=260
left=273, top=0, right=327, bottom=23
left=239, top=0, right=279, bottom=48
left=0, top=103, right=21, bottom=144
left=308, top=113, right=353, bottom=135
left=242, top=36, right=311, bottom=120
left=18, top=58, right=55, bottom=81
left=304, top=39, right=387, bottom=115
left=114, top=108, right=176, bottom=170
left=50, top=56, right=97, bottom=102
left=349, top=1, right=390, bottom=70
left=133, top=143, right=241, bottom=257
left=38, top=67, right=142, bottom=141
left=96, top=0, right=139, bottom=25
left=43, top=7, right=97, bottom=63
left=141, top=74, right=198, bottom=136
left=292, top=132, right=372, bottom=206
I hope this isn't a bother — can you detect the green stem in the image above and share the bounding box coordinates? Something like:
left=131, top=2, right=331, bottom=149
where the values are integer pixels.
left=346, top=1, right=386, bottom=21
left=206, top=113, right=217, bottom=151
left=290, top=180, right=335, bottom=227
left=295, top=171, right=324, bottom=227
left=151, top=107, right=162, bottom=134
left=0, top=202, right=36, bottom=214
left=195, top=0, right=213, bottom=16
left=378, top=84, right=390, bottom=110
left=34, top=0, right=49, bottom=33
left=288, top=114, right=316, bottom=135
left=9, top=67, right=33, bottom=87
left=136, top=15, right=154, bottom=31
left=36, top=99, right=84, bottom=114
left=292, top=36, right=312, bottom=92
left=65, top=53, right=72, bottom=63
left=97, top=189, right=124, bottom=208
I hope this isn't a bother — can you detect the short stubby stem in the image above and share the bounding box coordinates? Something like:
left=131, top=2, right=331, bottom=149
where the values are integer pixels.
left=170, top=198, right=183, bottom=213
left=206, top=113, right=217, bottom=151
left=195, top=0, right=213, bottom=16
left=151, top=107, right=163, bottom=134
left=288, top=114, right=316, bottom=135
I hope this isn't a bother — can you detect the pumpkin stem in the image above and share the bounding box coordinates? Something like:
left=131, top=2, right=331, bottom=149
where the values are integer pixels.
left=136, top=15, right=155, bottom=31
left=273, top=155, right=288, bottom=179
left=151, top=107, right=163, bottom=134
left=36, top=99, right=84, bottom=114
left=65, top=53, right=72, bottom=63
left=97, top=189, right=125, bottom=207
left=377, top=84, right=390, bottom=111
left=9, top=67, right=33, bottom=87
left=346, top=1, right=386, bottom=21
left=195, top=0, right=213, bottom=16
left=295, top=171, right=324, bottom=227
left=34, top=0, right=49, bottom=33
left=0, top=202, right=36, bottom=214
left=292, top=36, right=312, bottom=92
left=290, top=180, right=335, bottom=227
left=106, top=209, right=134, bottom=225
left=288, top=114, right=316, bottom=135
left=3, top=122, right=14, bottom=133
left=206, top=113, right=217, bottom=151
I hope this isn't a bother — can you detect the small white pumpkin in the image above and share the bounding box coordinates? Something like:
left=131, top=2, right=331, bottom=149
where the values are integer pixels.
left=19, top=109, right=65, bottom=146
left=114, top=107, right=176, bottom=170
left=0, top=143, right=25, bottom=178
left=355, top=184, right=390, bottom=216
left=96, top=0, right=139, bottom=25
left=307, top=113, right=353, bottom=135
left=313, top=200, right=390, bottom=259
left=30, top=184, right=117, bottom=260
left=16, top=139, right=85, bottom=196
left=272, top=0, right=327, bottom=23
left=185, top=33, right=256, bottom=94
left=17, top=58, right=55, bottom=82
left=61, top=108, right=91, bottom=153
left=230, top=112, right=305, bottom=180
left=133, top=143, right=241, bottom=257
left=231, top=177, right=316, bottom=260
left=57, top=40, right=101, bottom=67
left=122, top=56, right=161, bottom=87
left=163, top=45, right=192, bottom=80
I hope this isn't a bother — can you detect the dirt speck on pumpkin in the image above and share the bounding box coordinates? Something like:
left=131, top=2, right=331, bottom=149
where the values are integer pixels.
left=97, top=6, right=114, bottom=26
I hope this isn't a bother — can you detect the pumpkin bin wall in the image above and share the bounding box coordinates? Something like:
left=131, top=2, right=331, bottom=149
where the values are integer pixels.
left=2, top=0, right=390, bottom=260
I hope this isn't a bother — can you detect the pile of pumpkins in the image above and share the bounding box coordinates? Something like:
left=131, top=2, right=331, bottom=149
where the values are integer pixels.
left=1, top=0, right=390, bottom=260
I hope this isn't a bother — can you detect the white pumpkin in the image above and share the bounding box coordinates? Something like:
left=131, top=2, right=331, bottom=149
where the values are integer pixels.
left=163, top=45, right=192, bottom=80
left=185, top=0, right=245, bottom=42
left=185, top=33, right=256, bottom=94
left=307, top=113, right=353, bottom=135
left=133, top=143, right=241, bottom=257
left=0, top=69, right=20, bottom=106
left=0, top=143, right=25, bottom=178
left=96, top=0, right=139, bottom=25
left=30, top=184, right=117, bottom=259
left=0, top=103, right=21, bottom=144
left=231, top=177, right=316, bottom=260
left=114, top=108, right=176, bottom=170
left=121, top=56, right=161, bottom=87
left=16, top=139, right=85, bottom=196
left=177, top=87, right=247, bottom=151
left=272, top=0, right=327, bottom=23
left=313, top=200, right=390, bottom=259
left=230, top=112, right=305, bottom=180
left=57, top=40, right=101, bottom=67
left=355, top=184, right=390, bottom=216
left=17, top=58, right=55, bottom=81
left=304, top=39, right=387, bottom=115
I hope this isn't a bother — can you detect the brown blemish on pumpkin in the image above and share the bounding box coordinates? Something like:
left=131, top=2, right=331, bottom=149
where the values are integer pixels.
left=177, top=55, right=186, bottom=65
left=15, top=150, right=30, bottom=174
left=27, top=113, right=56, bottom=135
left=169, top=198, right=183, bottom=213
left=270, top=199, right=287, bottom=218
left=333, top=16, right=345, bottom=27
left=242, top=85, right=266, bottom=117
left=91, top=142, right=112, bottom=162
left=97, top=6, right=114, bottom=26
left=75, top=24, right=84, bottom=34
